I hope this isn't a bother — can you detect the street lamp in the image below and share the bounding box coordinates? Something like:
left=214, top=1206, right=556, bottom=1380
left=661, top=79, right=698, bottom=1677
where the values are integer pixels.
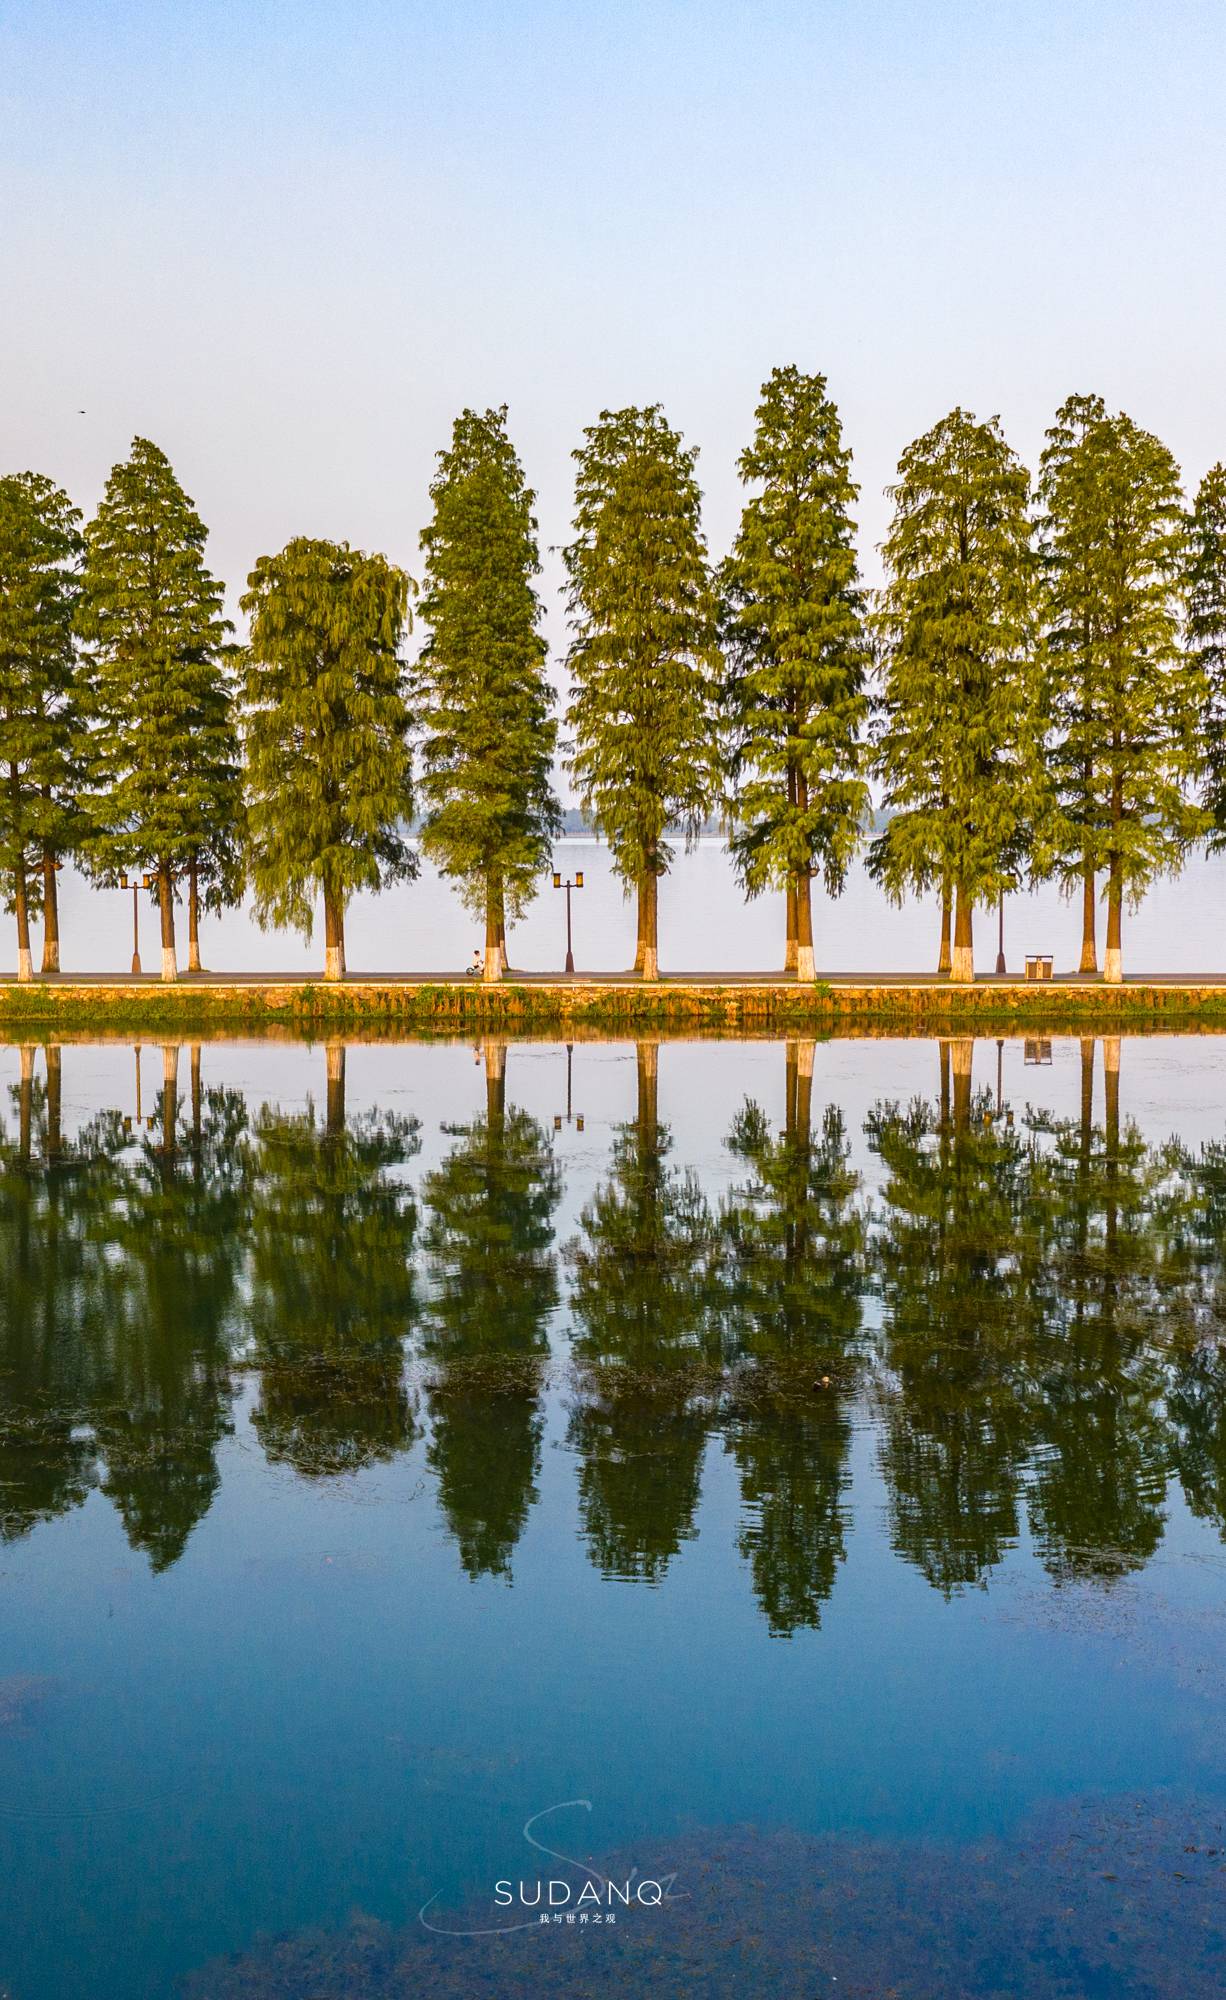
left=553, top=1041, right=584, bottom=1133
left=119, top=872, right=157, bottom=976
left=551, top=868, right=584, bottom=975
left=995, top=892, right=1007, bottom=977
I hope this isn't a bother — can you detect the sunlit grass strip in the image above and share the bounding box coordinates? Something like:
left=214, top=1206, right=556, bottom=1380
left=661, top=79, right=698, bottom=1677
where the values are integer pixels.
left=1, top=977, right=1226, bottom=1037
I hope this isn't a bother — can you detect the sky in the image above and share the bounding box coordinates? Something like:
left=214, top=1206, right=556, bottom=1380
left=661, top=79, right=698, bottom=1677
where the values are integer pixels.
left=3, top=0, right=1225, bottom=677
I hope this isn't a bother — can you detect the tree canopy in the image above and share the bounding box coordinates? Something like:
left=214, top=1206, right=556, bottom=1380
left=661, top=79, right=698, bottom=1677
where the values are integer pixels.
left=1186, top=461, right=1226, bottom=851
left=0, top=472, right=84, bottom=979
left=77, top=438, right=237, bottom=981
left=564, top=405, right=721, bottom=978
left=240, top=537, right=417, bottom=980
left=870, top=408, right=1045, bottom=981
left=722, top=365, right=870, bottom=979
left=416, top=406, right=560, bottom=981
left=1038, top=394, right=1205, bottom=980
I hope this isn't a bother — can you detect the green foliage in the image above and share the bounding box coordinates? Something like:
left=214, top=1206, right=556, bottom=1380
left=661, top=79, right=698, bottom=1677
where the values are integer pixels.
left=1038, top=395, right=1206, bottom=906
left=240, top=538, right=417, bottom=951
left=564, top=405, right=721, bottom=894
left=722, top=366, right=870, bottom=901
left=869, top=408, right=1045, bottom=915
left=1186, top=461, right=1226, bottom=848
left=77, top=438, right=239, bottom=888
left=0, top=472, right=85, bottom=923
left=416, top=407, right=560, bottom=931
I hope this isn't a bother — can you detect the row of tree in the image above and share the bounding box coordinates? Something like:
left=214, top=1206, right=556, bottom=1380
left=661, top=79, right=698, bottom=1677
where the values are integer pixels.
left=3, top=1036, right=1222, bottom=1619
left=3, top=379, right=1224, bottom=983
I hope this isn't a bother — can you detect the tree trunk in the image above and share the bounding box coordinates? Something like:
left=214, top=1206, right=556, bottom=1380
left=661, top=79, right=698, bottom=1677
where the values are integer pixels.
left=188, top=858, right=202, bottom=972
left=324, top=885, right=345, bottom=981
left=795, top=872, right=815, bottom=982
left=1103, top=856, right=1123, bottom=984
left=937, top=879, right=952, bottom=976
left=190, top=1043, right=202, bottom=1147
left=785, top=1040, right=798, bottom=1137
left=951, top=1036, right=973, bottom=1132
left=41, top=846, right=60, bottom=974
left=1103, top=1035, right=1121, bottom=1154
left=325, top=1041, right=345, bottom=1136
left=18, top=1045, right=34, bottom=1160
left=794, top=1039, right=814, bottom=1146
left=1079, top=1037, right=1095, bottom=1151
left=636, top=1038, right=659, bottom=1146
left=483, top=875, right=503, bottom=983
left=950, top=884, right=974, bottom=983
left=938, top=1038, right=951, bottom=1134
left=785, top=879, right=798, bottom=973
left=633, top=886, right=647, bottom=974
left=485, top=1037, right=507, bottom=1126
left=1079, top=862, right=1098, bottom=975
left=639, top=864, right=659, bottom=981
left=13, top=854, right=32, bottom=983
left=46, top=1044, right=62, bottom=1162
left=158, top=862, right=177, bottom=981
left=161, top=1043, right=179, bottom=1164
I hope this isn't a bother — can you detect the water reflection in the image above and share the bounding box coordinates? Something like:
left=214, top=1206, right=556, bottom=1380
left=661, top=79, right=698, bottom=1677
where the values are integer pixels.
left=1, top=1034, right=1225, bottom=1618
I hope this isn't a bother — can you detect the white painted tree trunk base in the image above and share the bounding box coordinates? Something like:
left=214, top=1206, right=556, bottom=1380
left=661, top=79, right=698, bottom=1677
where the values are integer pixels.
left=796, top=945, right=815, bottom=982
left=1103, top=947, right=1123, bottom=985
left=41, top=943, right=59, bottom=974
left=950, top=945, right=975, bottom=983
left=325, top=946, right=344, bottom=981
left=796, top=1041, right=815, bottom=1079
left=641, top=946, right=659, bottom=981
left=16, top=948, right=33, bottom=983
left=188, top=943, right=202, bottom=972
left=161, top=947, right=178, bottom=983
left=483, top=947, right=503, bottom=983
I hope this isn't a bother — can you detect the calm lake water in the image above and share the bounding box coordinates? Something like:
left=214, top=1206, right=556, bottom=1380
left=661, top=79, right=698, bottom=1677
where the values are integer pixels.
left=18, top=838, right=1226, bottom=976
left=2, top=1030, right=1226, bottom=1998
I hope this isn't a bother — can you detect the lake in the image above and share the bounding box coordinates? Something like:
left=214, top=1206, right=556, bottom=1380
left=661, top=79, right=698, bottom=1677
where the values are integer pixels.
left=1, top=1028, right=1225, bottom=1998
left=21, top=839, right=1226, bottom=977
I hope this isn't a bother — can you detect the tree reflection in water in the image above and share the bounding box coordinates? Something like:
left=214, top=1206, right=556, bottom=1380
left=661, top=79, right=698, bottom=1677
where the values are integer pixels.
left=0, top=1034, right=1224, bottom=1609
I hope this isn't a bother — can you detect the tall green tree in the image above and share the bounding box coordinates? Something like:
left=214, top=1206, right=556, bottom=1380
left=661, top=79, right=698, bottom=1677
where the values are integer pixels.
left=416, top=407, right=560, bottom=983
left=722, top=366, right=870, bottom=979
left=869, top=409, right=1044, bottom=981
left=0, top=473, right=85, bottom=980
left=241, top=538, right=417, bottom=979
left=1037, top=394, right=1204, bottom=980
left=1186, top=461, right=1226, bottom=850
left=77, top=438, right=239, bottom=981
left=564, top=405, right=721, bottom=979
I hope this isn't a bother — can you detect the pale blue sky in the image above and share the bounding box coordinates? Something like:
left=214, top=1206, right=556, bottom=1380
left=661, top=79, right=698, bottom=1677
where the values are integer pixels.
left=3, top=0, right=1224, bottom=644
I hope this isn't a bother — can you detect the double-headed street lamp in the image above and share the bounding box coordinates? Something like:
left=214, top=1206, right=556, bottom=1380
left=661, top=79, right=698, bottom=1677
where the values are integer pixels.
left=119, top=872, right=156, bottom=976
left=552, top=868, right=584, bottom=975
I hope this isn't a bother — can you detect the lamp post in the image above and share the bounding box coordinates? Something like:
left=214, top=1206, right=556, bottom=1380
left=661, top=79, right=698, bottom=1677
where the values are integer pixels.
left=995, top=892, right=1006, bottom=977
left=553, top=1041, right=584, bottom=1134
left=552, top=868, right=584, bottom=975
left=120, top=872, right=157, bottom=976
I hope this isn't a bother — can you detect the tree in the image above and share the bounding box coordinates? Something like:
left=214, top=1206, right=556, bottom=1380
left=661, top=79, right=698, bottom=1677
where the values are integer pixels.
left=1037, top=395, right=1205, bottom=980
left=720, top=1050, right=866, bottom=1633
left=564, top=406, right=721, bottom=979
left=248, top=1046, right=421, bottom=1476
left=722, top=366, right=870, bottom=978
left=421, top=1041, right=560, bottom=1577
left=0, top=473, right=84, bottom=979
left=241, top=538, right=417, bottom=979
left=1186, top=461, right=1226, bottom=850
left=416, top=407, right=561, bottom=983
left=77, top=438, right=238, bottom=981
left=869, top=409, right=1044, bottom=982
left=566, top=1043, right=727, bottom=1578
